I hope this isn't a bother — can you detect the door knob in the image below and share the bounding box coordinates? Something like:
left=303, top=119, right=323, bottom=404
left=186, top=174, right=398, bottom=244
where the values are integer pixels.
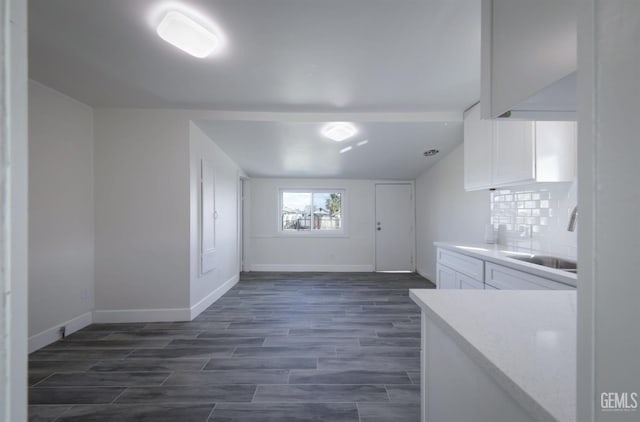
left=377, top=227, right=381, bottom=231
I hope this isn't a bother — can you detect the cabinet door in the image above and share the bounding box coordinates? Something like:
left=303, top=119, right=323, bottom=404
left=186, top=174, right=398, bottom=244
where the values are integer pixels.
left=464, top=104, right=494, bottom=191
left=492, top=120, right=535, bottom=186
left=437, top=264, right=458, bottom=289
left=458, top=273, right=484, bottom=290
left=534, top=121, right=576, bottom=182
left=437, top=249, right=484, bottom=281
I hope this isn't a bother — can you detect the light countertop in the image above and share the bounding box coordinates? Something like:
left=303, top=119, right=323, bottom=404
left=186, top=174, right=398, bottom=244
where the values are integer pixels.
left=409, top=289, right=576, bottom=422
left=435, top=241, right=577, bottom=287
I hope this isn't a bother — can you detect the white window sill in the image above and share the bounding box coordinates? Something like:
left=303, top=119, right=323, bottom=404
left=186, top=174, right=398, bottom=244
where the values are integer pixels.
left=277, top=231, right=348, bottom=238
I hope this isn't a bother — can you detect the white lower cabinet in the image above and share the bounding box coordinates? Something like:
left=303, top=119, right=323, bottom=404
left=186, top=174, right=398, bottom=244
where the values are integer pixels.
left=458, top=273, right=484, bottom=290
left=437, top=247, right=575, bottom=290
left=436, top=264, right=458, bottom=289
left=436, top=249, right=484, bottom=289
left=485, top=262, right=574, bottom=290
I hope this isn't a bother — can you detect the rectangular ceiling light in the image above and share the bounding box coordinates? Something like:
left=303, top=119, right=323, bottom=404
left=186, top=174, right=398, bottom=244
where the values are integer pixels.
left=156, top=11, right=220, bottom=58
left=322, top=122, right=357, bottom=142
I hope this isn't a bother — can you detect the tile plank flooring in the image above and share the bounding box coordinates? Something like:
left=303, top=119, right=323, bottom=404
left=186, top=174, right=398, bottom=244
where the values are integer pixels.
left=29, top=271, right=433, bottom=421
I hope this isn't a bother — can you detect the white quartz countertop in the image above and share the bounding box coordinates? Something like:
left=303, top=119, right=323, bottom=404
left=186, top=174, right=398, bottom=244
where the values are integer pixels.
left=435, top=241, right=577, bottom=287
left=409, top=289, right=576, bottom=422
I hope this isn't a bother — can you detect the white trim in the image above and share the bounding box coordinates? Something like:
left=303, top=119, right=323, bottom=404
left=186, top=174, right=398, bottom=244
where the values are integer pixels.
left=250, top=264, right=374, bottom=272
left=28, top=312, right=93, bottom=353
left=190, top=274, right=239, bottom=320
left=241, top=178, right=251, bottom=272
left=92, top=307, right=191, bottom=323
left=44, top=276, right=238, bottom=334
left=200, top=158, right=216, bottom=275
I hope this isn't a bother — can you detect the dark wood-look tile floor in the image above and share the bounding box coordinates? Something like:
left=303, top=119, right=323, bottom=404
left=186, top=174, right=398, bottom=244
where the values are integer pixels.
left=29, top=272, right=434, bottom=422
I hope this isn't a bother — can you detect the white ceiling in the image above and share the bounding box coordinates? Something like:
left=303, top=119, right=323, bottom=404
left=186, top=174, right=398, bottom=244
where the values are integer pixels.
left=28, top=0, right=481, bottom=179
left=195, top=120, right=462, bottom=179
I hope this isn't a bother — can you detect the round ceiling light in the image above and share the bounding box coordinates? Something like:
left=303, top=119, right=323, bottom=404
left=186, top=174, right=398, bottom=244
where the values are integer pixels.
left=423, top=149, right=439, bottom=157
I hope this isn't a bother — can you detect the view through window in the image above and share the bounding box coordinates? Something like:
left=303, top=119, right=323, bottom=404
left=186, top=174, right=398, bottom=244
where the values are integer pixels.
left=280, top=190, right=344, bottom=233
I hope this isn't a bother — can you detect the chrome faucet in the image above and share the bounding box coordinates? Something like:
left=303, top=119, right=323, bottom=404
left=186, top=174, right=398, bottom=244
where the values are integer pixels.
left=567, top=205, right=578, bottom=232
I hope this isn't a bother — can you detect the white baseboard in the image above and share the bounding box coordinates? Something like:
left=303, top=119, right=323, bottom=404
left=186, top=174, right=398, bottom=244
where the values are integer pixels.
left=417, top=268, right=436, bottom=285
left=29, top=311, right=93, bottom=353
left=190, top=274, right=239, bottom=320
left=250, top=264, right=375, bottom=272
left=92, top=307, right=191, bottom=323
left=90, top=275, right=241, bottom=324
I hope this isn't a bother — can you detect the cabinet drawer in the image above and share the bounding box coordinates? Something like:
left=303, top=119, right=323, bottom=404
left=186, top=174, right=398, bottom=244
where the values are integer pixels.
left=437, top=249, right=484, bottom=281
left=485, top=262, right=573, bottom=290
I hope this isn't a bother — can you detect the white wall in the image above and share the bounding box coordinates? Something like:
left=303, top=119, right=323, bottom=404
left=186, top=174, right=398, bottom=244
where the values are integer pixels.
left=249, top=178, right=376, bottom=271
left=93, top=109, right=191, bottom=321
left=3, top=0, right=28, bottom=418
left=28, top=81, right=95, bottom=348
left=415, top=144, right=490, bottom=281
left=189, top=122, right=244, bottom=317
left=578, top=2, right=640, bottom=420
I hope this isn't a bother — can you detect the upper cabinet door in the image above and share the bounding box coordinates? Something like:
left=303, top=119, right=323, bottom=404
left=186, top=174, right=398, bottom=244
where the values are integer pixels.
left=481, top=0, right=577, bottom=119
left=492, top=120, right=535, bottom=186
left=464, top=104, right=494, bottom=190
left=534, top=121, right=576, bottom=182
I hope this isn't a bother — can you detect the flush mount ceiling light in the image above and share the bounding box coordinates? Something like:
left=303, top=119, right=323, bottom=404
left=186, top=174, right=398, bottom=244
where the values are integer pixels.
left=423, top=149, right=439, bottom=156
left=156, top=11, right=220, bottom=58
left=322, top=122, right=357, bottom=142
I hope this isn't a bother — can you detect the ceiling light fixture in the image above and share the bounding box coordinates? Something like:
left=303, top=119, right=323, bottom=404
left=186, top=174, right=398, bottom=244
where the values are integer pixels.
left=322, top=122, right=357, bottom=142
left=339, top=146, right=353, bottom=154
left=423, top=149, right=439, bottom=156
left=156, top=11, right=220, bottom=58
left=356, top=140, right=369, bottom=147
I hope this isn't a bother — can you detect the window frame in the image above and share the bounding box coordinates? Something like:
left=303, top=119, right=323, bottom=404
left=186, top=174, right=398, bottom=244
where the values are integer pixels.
left=277, top=188, right=347, bottom=237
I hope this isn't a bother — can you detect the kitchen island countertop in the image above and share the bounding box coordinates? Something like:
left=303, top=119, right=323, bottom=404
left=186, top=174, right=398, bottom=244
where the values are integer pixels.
left=410, top=289, right=576, bottom=422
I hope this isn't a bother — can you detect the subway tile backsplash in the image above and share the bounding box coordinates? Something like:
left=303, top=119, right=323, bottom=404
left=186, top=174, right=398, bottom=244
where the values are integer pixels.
left=490, top=182, right=577, bottom=258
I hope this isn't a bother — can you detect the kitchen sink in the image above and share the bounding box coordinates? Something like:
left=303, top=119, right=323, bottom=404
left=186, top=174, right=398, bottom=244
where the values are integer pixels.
left=505, top=254, right=577, bottom=273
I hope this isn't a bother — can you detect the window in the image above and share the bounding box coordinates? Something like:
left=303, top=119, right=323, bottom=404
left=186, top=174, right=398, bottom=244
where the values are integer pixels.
left=280, top=189, right=345, bottom=234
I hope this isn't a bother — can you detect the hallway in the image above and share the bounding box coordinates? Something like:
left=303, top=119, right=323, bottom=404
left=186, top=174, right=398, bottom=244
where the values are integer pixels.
left=29, top=272, right=433, bottom=421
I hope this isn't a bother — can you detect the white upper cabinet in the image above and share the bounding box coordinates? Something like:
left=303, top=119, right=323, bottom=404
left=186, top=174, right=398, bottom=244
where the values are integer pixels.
left=492, top=120, right=535, bottom=186
left=464, top=103, right=576, bottom=191
left=534, top=121, right=576, bottom=182
left=463, top=103, right=494, bottom=190
left=481, top=0, right=577, bottom=120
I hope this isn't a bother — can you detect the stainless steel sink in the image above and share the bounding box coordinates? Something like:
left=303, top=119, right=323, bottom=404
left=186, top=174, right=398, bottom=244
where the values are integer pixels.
left=505, top=254, right=577, bottom=273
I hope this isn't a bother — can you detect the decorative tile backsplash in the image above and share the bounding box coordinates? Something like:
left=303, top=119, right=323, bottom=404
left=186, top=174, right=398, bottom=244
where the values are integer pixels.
left=490, top=182, right=577, bottom=257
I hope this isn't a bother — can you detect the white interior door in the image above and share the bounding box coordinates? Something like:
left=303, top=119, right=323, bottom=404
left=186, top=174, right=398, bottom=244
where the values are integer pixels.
left=375, top=183, right=414, bottom=272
